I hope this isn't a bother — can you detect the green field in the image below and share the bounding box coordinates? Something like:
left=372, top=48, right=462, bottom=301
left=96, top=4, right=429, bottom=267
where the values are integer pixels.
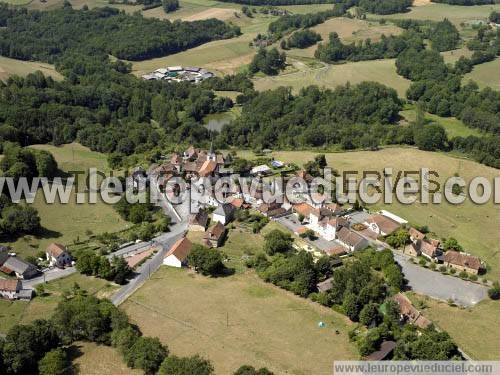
left=464, top=58, right=500, bottom=91
left=399, top=109, right=484, bottom=138
left=410, top=293, right=500, bottom=360
left=0, top=273, right=118, bottom=334
left=122, top=266, right=358, bottom=374
left=4, top=143, right=128, bottom=259
left=0, top=56, right=62, bottom=82
left=289, top=18, right=403, bottom=59
left=254, top=58, right=411, bottom=97
left=70, top=342, right=142, bottom=375
left=370, top=3, right=500, bottom=25
left=235, top=148, right=500, bottom=281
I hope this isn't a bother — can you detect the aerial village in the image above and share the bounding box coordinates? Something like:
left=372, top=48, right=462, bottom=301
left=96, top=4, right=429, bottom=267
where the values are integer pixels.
left=0, top=144, right=486, bottom=313
left=150, top=146, right=485, bottom=278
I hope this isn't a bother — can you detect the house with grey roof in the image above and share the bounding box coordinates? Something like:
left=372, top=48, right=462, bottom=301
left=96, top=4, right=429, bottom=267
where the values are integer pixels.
left=0, top=256, right=38, bottom=279
left=212, top=203, right=235, bottom=225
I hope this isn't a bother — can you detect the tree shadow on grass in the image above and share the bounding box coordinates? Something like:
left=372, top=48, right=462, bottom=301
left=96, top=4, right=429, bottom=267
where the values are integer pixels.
left=65, top=344, right=84, bottom=375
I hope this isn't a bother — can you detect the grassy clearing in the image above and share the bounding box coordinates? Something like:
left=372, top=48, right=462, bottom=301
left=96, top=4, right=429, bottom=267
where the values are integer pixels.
left=130, top=32, right=258, bottom=76
left=254, top=58, right=411, bottom=97
left=0, top=273, right=118, bottom=334
left=4, top=143, right=128, bottom=259
left=409, top=293, right=500, bottom=360
left=187, top=220, right=280, bottom=273
left=289, top=18, right=403, bottom=59
left=2, top=0, right=32, bottom=5
left=464, top=57, right=500, bottom=91
left=235, top=148, right=500, bottom=281
left=0, top=56, right=63, bottom=82
left=399, top=109, right=483, bottom=138
left=71, top=342, right=142, bottom=375
left=122, top=266, right=358, bottom=374
left=441, top=47, right=473, bottom=64
left=369, top=3, right=500, bottom=26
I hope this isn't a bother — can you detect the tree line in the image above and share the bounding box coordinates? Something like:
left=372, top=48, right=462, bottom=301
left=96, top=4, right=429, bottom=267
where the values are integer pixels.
left=0, top=4, right=240, bottom=62
left=315, top=18, right=460, bottom=63
left=246, top=230, right=461, bottom=360
left=431, top=0, right=495, bottom=4
left=0, top=286, right=273, bottom=374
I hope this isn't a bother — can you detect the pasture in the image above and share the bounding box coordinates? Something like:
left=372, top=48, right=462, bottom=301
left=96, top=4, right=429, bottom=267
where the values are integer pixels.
left=289, top=18, right=403, bottom=59
left=0, top=56, right=63, bottom=81
left=253, top=58, right=411, bottom=97
left=4, top=143, right=128, bottom=259
left=464, top=58, right=500, bottom=91
left=399, top=108, right=484, bottom=138
left=122, top=267, right=358, bottom=374
left=0, top=273, right=117, bottom=334
left=369, top=3, right=500, bottom=25
left=409, top=293, right=500, bottom=360
left=131, top=33, right=257, bottom=76
left=234, top=148, right=500, bottom=281
left=70, top=342, right=142, bottom=375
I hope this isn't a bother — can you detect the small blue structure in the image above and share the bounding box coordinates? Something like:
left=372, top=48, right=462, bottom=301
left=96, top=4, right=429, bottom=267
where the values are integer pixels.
left=318, top=321, right=326, bottom=328
left=271, top=160, right=285, bottom=168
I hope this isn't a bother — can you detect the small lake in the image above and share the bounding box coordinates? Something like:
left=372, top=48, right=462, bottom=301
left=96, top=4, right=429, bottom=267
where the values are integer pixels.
left=203, top=112, right=233, bottom=132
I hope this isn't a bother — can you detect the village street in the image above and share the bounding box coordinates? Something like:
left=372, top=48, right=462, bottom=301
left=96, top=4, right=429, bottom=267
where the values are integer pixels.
left=273, top=210, right=489, bottom=307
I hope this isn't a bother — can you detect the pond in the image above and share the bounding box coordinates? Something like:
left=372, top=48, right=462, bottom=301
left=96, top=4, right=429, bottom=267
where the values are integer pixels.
left=203, top=112, right=234, bottom=132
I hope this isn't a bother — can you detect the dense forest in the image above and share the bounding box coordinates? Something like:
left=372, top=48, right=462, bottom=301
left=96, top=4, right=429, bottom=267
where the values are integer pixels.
left=315, top=19, right=460, bottom=63
left=315, top=32, right=416, bottom=62
left=248, top=234, right=461, bottom=360
left=0, top=4, right=240, bottom=62
left=431, top=0, right=496, bottom=4
left=282, top=29, right=322, bottom=49
left=0, top=289, right=268, bottom=375
left=219, top=0, right=414, bottom=14
left=218, top=83, right=404, bottom=149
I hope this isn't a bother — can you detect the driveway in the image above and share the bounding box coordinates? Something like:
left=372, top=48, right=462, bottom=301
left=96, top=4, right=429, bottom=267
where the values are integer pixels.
left=275, top=214, right=343, bottom=252
left=393, top=252, right=489, bottom=307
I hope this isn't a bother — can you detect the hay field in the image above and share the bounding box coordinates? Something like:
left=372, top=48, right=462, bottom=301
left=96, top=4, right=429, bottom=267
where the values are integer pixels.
left=0, top=56, right=63, bottom=81
left=4, top=143, right=128, bottom=259
left=122, top=267, right=358, bottom=374
left=0, top=273, right=117, bottom=334
left=464, top=57, right=500, bottom=91
left=399, top=109, right=483, bottom=138
left=235, top=148, right=500, bottom=281
left=409, top=294, right=500, bottom=360
left=369, top=3, right=500, bottom=25
left=131, top=33, right=256, bottom=76
left=70, top=342, right=142, bottom=375
left=289, top=18, right=403, bottom=58
left=254, top=58, right=411, bottom=97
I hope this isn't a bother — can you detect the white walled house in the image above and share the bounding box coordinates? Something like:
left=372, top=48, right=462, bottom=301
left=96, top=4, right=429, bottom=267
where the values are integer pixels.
left=163, top=237, right=192, bottom=268
left=212, top=203, right=235, bottom=225
left=46, top=243, right=73, bottom=268
left=0, top=279, right=21, bottom=300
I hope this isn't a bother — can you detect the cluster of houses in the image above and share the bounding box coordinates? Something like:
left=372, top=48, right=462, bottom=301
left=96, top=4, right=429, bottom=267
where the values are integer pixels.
left=404, top=226, right=484, bottom=275
left=153, top=146, right=485, bottom=278
left=141, top=66, right=215, bottom=83
left=0, top=243, right=73, bottom=301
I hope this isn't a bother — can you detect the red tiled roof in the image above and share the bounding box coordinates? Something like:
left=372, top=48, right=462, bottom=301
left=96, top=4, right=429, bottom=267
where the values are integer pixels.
left=46, top=243, right=66, bottom=257
left=369, top=215, right=400, bottom=235
left=165, top=238, right=192, bottom=262
left=0, top=279, right=19, bottom=292
left=199, top=160, right=217, bottom=177
left=204, top=222, right=226, bottom=241
left=444, top=251, right=482, bottom=271
left=293, top=203, right=315, bottom=217
left=337, top=227, right=365, bottom=248
left=409, top=227, right=425, bottom=241
left=325, top=246, right=347, bottom=256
